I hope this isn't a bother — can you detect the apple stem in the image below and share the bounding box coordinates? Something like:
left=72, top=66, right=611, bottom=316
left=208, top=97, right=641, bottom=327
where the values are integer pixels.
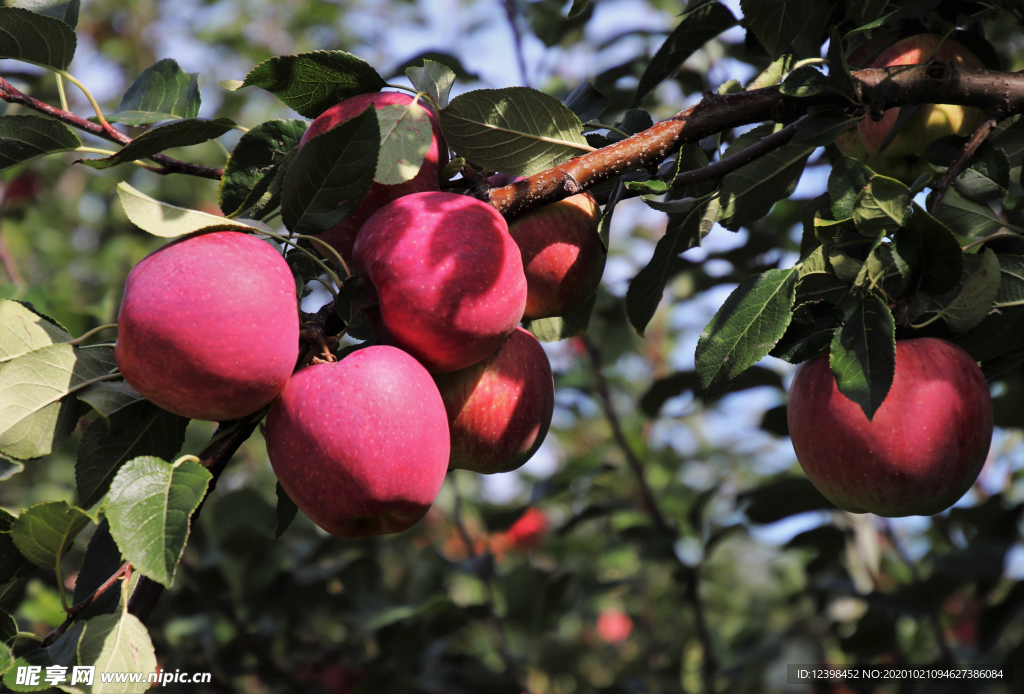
left=67, top=323, right=118, bottom=346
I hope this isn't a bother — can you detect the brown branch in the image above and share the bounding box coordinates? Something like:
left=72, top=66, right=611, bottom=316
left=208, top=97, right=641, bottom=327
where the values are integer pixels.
left=39, top=561, right=131, bottom=647
left=880, top=520, right=956, bottom=666
left=487, top=64, right=1024, bottom=219
left=928, top=116, right=999, bottom=213
left=450, top=485, right=530, bottom=693
left=0, top=75, right=224, bottom=180
left=582, top=336, right=718, bottom=693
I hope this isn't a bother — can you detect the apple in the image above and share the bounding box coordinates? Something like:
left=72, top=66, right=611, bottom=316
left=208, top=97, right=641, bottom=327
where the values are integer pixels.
left=432, top=327, right=554, bottom=473
left=489, top=174, right=606, bottom=320
left=352, top=191, right=527, bottom=372
left=115, top=231, right=299, bottom=422
left=300, top=91, right=447, bottom=263
left=787, top=338, right=993, bottom=517
left=596, top=608, right=633, bottom=645
left=836, top=34, right=984, bottom=183
left=264, top=345, right=450, bottom=539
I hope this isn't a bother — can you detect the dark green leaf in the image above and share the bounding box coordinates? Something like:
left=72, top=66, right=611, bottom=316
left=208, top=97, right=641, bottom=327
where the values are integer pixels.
left=932, top=186, right=1005, bottom=238
left=11, top=0, right=78, bottom=28
left=10, top=501, right=90, bottom=568
left=227, top=50, right=387, bottom=119
left=930, top=248, right=1000, bottom=332
left=280, top=106, right=379, bottom=236
left=829, top=293, right=895, bottom=420
left=0, top=7, right=76, bottom=71
left=893, top=203, right=963, bottom=295
left=218, top=119, right=307, bottom=217
left=567, top=0, right=588, bottom=19
left=718, top=124, right=815, bottom=231
left=741, top=0, right=812, bottom=59
left=790, top=109, right=859, bottom=147
left=564, top=82, right=608, bottom=124
left=770, top=302, right=841, bottom=364
left=740, top=477, right=836, bottom=524
left=0, top=115, right=81, bottom=173
left=695, top=267, right=799, bottom=398
left=102, top=58, right=201, bottom=126
left=0, top=609, right=14, bottom=644
left=275, top=482, right=298, bottom=539
left=73, top=519, right=123, bottom=617
left=104, top=456, right=211, bottom=587
left=440, top=87, right=592, bottom=176
left=632, top=0, right=737, bottom=107
left=0, top=509, right=33, bottom=585
left=76, top=381, right=146, bottom=422
left=78, top=118, right=235, bottom=170
left=828, top=156, right=874, bottom=220
left=852, top=175, right=910, bottom=236
left=76, top=402, right=190, bottom=510
left=627, top=195, right=721, bottom=335
left=640, top=365, right=783, bottom=417
left=954, top=307, right=1024, bottom=363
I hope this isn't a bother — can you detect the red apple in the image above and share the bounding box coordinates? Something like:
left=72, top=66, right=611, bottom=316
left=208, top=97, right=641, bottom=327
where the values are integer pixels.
left=489, top=175, right=605, bottom=320
left=352, top=191, right=527, bottom=372
left=787, top=338, right=993, bottom=517
left=505, top=506, right=549, bottom=549
left=836, top=34, right=984, bottom=183
left=596, top=608, right=633, bottom=644
left=115, top=231, right=299, bottom=422
left=432, top=327, right=554, bottom=473
left=300, top=91, right=447, bottom=263
left=264, top=345, right=449, bottom=539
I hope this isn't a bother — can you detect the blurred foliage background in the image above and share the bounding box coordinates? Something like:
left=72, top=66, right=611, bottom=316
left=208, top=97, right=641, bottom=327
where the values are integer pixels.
left=2, top=0, right=1024, bottom=692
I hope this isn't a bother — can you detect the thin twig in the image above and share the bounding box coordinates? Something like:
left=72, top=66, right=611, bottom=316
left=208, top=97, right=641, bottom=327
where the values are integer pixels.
left=0, top=76, right=223, bottom=180
left=40, top=562, right=130, bottom=647
left=582, top=336, right=718, bottom=693
left=451, top=484, right=531, bottom=692
left=928, top=116, right=999, bottom=213
left=881, top=520, right=956, bottom=666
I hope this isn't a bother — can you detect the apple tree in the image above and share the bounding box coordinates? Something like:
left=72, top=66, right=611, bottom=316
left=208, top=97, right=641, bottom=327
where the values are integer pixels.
left=1, top=0, right=1024, bottom=692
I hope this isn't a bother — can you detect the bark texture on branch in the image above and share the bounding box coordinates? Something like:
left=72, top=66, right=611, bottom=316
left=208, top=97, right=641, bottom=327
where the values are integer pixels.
left=486, top=64, right=1024, bottom=219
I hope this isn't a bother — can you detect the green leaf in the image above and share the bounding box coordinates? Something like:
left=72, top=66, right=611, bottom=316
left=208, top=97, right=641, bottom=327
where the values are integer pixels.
left=718, top=124, right=814, bottom=231
left=829, top=293, right=895, bottom=421
left=78, top=118, right=235, bottom=170
left=0, top=300, right=71, bottom=364
left=524, top=290, right=598, bottom=342
left=741, top=0, right=812, bottom=59
left=932, top=187, right=1006, bottom=238
left=78, top=611, right=157, bottom=693
left=564, top=81, right=608, bottom=124
left=567, top=0, right=588, bottom=19
left=218, top=119, right=307, bottom=217
left=0, top=643, right=11, bottom=677
left=695, top=267, right=799, bottom=398
left=76, top=403, right=189, bottom=510
left=116, top=182, right=270, bottom=238
left=0, top=116, right=81, bottom=173
left=229, top=50, right=387, bottom=119
left=794, top=248, right=848, bottom=305
left=0, top=7, right=76, bottom=71
left=930, top=248, right=1000, bottom=332
left=954, top=307, right=1024, bottom=363
left=76, top=381, right=146, bottom=421
left=954, top=147, right=1010, bottom=203
left=995, top=254, right=1024, bottom=307
left=101, top=58, right=201, bottom=126
left=0, top=609, right=14, bottom=644
left=275, top=482, right=298, bottom=539
left=72, top=519, right=123, bottom=618
left=0, top=344, right=115, bottom=461
left=280, top=107, right=379, bottom=237
left=828, top=156, right=874, bottom=220
left=11, top=0, right=78, bottom=28
left=852, top=175, right=910, bottom=236
left=405, top=59, right=456, bottom=110
left=893, top=204, right=963, bottom=295
left=631, top=0, right=737, bottom=107
left=746, top=55, right=796, bottom=91
left=770, top=302, right=841, bottom=364
left=10, top=501, right=90, bottom=568
left=0, top=456, right=23, bottom=481
left=790, top=109, right=859, bottom=148
left=0, top=509, right=33, bottom=585
left=640, top=366, right=783, bottom=416
left=626, top=195, right=721, bottom=336
left=440, top=87, right=592, bottom=177
left=2, top=622, right=84, bottom=691
left=374, top=100, right=433, bottom=185
left=779, top=66, right=837, bottom=98
left=104, top=456, right=211, bottom=588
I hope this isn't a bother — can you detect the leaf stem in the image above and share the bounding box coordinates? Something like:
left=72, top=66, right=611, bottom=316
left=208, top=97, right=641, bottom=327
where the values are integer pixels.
left=295, top=234, right=351, bottom=279
left=961, top=230, right=1019, bottom=252
left=59, top=71, right=119, bottom=140
left=55, top=73, right=68, bottom=111
left=73, top=148, right=158, bottom=170
left=67, top=323, right=117, bottom=346
left=261, top=230, right=342, bottom=290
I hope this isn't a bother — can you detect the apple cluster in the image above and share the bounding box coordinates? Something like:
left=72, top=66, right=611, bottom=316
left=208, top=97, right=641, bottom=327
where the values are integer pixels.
left=114, top=91, right=607, bottom=539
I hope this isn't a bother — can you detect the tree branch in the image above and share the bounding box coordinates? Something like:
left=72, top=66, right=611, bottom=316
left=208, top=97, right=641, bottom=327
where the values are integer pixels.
left=487, top=64, right=1024, bottom=219
left=39, top=562, right=130, bottom=647
left=0, top=75, right=224, bottom=180
left=928, top=115, right=999, bottom=213
left=582, top=336, right=718, bottom=693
